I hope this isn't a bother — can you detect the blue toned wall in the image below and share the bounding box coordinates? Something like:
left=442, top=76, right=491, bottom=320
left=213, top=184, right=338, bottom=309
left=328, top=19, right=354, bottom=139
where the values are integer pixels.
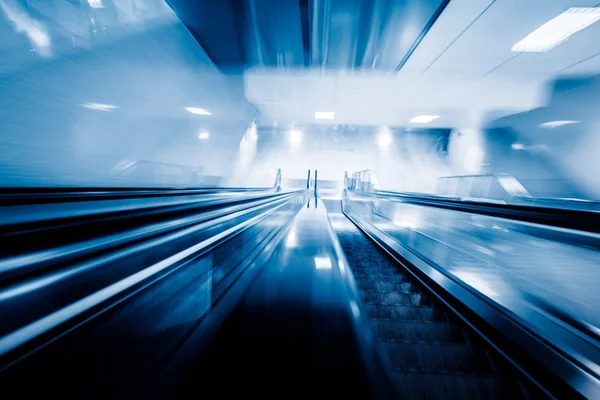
left=0, top=0, right=255, bottom=187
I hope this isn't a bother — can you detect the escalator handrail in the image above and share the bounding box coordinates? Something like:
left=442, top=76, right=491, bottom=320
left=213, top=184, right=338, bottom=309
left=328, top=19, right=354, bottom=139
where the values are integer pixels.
left=348, top=189, right=600, bottom=234
left=0, top=189, right=308, bottom=365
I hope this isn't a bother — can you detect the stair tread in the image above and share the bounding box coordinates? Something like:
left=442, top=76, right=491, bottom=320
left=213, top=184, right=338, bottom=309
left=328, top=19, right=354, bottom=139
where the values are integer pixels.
left=382, top=341, right=494, bottom=374
left=365, top=304, right=448, bottom=323
left=372, top=320, right=468, bottom=345
left=389, top=371, right=528, bottom=400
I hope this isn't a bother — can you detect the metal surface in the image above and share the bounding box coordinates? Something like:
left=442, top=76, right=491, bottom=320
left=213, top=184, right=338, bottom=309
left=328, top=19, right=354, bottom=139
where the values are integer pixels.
left=145, top=193, right=394, bottom=398
left=342, top=188, right=600, bottom=398
left=326, top=198, right=538, bottom=399
left=167, top=0, right=450, bottom=72
left=0, top=188, right=307, bottom=375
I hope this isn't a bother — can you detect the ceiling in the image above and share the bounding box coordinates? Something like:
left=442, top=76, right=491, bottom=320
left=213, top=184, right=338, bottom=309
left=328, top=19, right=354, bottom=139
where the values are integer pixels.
left=167, top=0, right=450, bottom=71
left=240, top=0, right=600, bottom=128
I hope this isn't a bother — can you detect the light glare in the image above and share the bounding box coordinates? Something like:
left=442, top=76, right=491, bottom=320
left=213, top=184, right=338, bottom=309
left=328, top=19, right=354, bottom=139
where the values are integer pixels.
left=198, top=131, right=210, bottom=140
left=315, top=111, right=335, bottom=120
left=81, top=102, right=118, bottom=112
left=377, top=127, right=392, bottom=149
left=87, top=0, right=104, bottom=8
left=540, top=120, right=579, bottom=128
left=289, top=129, right=302, bottom=147
left=511, top=143, right=525, bottom=150
left=512, top=8, right=600, bottom=53
left=185, top=107, right=212, bottom=116
left=410, top=115, right=439, bottom=124
left=314, top=257, right=332, bottom=269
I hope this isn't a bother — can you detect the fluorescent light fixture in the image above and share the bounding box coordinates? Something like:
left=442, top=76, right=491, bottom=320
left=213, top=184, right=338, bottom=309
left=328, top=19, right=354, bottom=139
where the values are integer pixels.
left=314, top=257, right=332, bottom=270
left=377, top=127, right=392, bottom=149
left=512, top=8, right=600, bottom=52
left=315, top=111, right=335, bottom=120
left=540, top=120, right=579, bottom=128
left=289, top=128, right=302, bottom=147
left=410, top=115, right=439, bottom=124
left=87, top=0, right=104, bottom=8
left=81, top=102, right=118, bottom=111
left=185, top=107, right=212, bottom=116
left=198, top=131, right=210, bottom=140
left=511, top=143, right=525, bottom=150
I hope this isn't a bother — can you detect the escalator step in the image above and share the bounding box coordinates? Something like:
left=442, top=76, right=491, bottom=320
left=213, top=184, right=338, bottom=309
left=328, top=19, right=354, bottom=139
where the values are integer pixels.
left=364, top=304, right=448, bottom=323
left=390, top=371, right=527, bottom=400
left=361, top=291, right=435, bottom=307
left=383, top=342, right=494, bottom=374
left=372, top=320, right=468, bottom=345
left=352, top=272, right=411, bottom=283
left=356, top=280, right=415, bottom=293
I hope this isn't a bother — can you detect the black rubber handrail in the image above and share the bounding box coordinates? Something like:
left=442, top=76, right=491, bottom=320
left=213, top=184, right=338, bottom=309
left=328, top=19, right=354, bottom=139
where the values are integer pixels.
left=349, top=189, right=600, bottom=234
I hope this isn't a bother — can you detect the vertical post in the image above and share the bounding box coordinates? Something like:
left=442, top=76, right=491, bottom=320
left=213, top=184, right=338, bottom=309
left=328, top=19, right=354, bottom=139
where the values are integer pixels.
left=274, top=168, right=282, bottom=192
left=314, top=169, right=318, bottom=198
left=306, top=169, right=311, bottom=189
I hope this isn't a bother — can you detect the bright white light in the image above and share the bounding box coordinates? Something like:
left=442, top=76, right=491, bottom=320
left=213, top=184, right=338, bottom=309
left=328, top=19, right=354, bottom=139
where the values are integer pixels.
left=314, top=257, right=332, bottom=270
left=185, top=107, right=212, bottom=116
left=410, top=115, right=439, bottom=124
left=285, top=231, right=297, bottom=248
left=289, top=129, right=302, bottom=147
left=511, top=143, right=525, bottom=150
left=540, top=120, right=579, bottom=128
left=87, top=0, right=104, bottom=8
left=315, top=111, right=335, bottom=120
left=377, top=127, right=392, bottom=150
left=393, top=209, right=420, bottom=229
left=512, top=8, right=600, bottom=52
left=81, top=102, right=118, bottom=112
left=198, top=131, right=210, bottom=140
left=453, top=270, right=498, bottom=298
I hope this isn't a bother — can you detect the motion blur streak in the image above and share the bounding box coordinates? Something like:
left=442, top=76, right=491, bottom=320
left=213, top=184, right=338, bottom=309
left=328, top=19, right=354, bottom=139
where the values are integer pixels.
left=1, top=0, right=599, bottom=399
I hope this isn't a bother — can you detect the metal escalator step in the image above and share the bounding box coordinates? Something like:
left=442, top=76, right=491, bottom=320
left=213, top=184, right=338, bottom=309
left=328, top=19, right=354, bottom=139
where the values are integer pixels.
left=389, top=371, right=527, bottom=400
left=372, top=320, right=468, bottom=345
left=362, top=291, right=435, bottom=307
left=352, top=272, right=411, bottom=283
left=350, top=266, right=405, bottom=276
left=383, top=342, right=494, bottom=374
left=356, top=280, right=414, bottom=293
left=365, top=305, right=448, bottom=323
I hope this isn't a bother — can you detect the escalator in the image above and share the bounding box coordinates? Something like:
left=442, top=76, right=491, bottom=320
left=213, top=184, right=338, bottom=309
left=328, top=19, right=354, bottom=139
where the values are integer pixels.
left=324, top=199, right=545, bottom=399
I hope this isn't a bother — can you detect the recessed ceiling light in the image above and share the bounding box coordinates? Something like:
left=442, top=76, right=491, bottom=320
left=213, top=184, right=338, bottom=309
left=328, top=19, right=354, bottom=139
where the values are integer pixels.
left=540, top=120, right=579, bottom=128
left=315, top=111, right=335, bottom=120
left=185, top=107, right=212, bottom=116
left=512, top=8, right=600, bottom=52
left=198, top=131, right=210, bottom=140
left=81, top=102, right=118, bottom=111
left=87, top=0, right=104, bottom=8
left=410, top=115, right=439, bottom=124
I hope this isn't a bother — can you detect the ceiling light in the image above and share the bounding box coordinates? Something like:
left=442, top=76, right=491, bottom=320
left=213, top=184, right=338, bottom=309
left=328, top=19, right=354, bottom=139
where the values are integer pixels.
left=185, top=107, right=212, bottom=116
left=410, top=115, right=439, bottom=124
left=512, top=8, right=600, bottom=52
left=511, top=143, right=525, bottom=150
left=289, top=128, right=302, bottom=147
left=87, top=0, right=104, bottom=8
left=315, top=111, right=335, bottom=120
left=81, top=102, right=118, bottom=111
left=198, top=131, right=210, bottom=140
left=540, top=120, right=579, bottom=128
left=314, top=257, right=332, bottom=269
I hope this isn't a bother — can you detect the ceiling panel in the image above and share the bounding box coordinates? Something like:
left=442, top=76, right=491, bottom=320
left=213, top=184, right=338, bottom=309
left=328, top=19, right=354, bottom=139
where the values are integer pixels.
left=422, top=0, right=600, bottom=78
left=398, top=0, right=495, bottom=76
